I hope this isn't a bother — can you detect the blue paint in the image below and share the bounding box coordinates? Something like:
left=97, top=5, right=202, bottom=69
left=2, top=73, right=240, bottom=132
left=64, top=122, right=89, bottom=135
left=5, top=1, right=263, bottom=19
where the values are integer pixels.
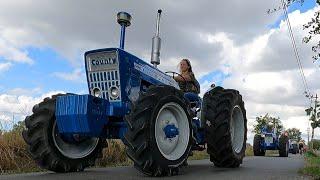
left=120, top=24, right=126, bottom=49
left=257, top=126, right=281, bottom=151
left=163, top=124, right=179, bottom=139
left=59, top=46, right=206, bottom=146
left=55, top=95, right=108, bottom=137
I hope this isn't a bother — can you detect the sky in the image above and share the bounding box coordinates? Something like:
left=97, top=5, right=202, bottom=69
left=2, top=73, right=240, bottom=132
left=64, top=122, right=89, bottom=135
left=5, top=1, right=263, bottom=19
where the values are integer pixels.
left=0, top=0, right=319, bottom=144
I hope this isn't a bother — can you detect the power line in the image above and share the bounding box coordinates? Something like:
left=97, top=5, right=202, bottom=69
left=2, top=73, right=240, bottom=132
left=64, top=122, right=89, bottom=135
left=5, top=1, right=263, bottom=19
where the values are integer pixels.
left=280, top=0, right=311, bottom=97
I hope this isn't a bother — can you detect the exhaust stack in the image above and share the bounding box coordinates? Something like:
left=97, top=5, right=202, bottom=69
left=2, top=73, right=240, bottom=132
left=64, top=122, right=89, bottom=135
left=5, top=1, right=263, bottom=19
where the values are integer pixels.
left=117, top=12, right=132, bottom=50
left=151, top=9, right=162, bottom=67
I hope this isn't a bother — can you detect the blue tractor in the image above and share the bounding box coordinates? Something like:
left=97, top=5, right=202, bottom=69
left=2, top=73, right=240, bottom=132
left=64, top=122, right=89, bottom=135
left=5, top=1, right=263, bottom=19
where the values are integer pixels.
left=253, top=123, right=289, bottom=157
left=22, top=10, right=248, bottom=176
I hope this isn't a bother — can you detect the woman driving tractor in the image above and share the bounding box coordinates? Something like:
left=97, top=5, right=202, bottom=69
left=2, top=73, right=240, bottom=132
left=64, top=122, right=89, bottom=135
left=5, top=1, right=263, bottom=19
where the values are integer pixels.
left=174, top=58, right=200, bottom=94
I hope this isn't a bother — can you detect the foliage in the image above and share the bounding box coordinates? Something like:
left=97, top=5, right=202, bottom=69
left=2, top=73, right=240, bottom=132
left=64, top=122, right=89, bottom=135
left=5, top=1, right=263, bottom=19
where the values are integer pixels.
left=309, top=139, right=320, bottom=150
left=0, top=121, right=131, bottom=174
left=287, top=128, right=302, bottom=141
left=306, top=99, right=320, bottom=140
left=299, top=150, right=320, bottom=179
left=252, top=114, right=284, bottom=136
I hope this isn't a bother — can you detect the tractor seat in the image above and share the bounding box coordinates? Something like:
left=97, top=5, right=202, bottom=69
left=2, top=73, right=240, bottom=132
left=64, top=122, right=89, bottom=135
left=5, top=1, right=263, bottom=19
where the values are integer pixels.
left=184, top=92, right=201, bottom=108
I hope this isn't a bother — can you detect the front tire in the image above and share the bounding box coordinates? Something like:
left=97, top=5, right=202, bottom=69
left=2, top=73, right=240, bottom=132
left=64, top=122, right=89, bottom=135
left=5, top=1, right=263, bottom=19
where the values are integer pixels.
left=253, top=135, right=265, bottom=156
left=123, top=85, right=194, bottom=176
left=22, top=94, right=107, bottom=172
left=202, top=87, right=247, bottom=167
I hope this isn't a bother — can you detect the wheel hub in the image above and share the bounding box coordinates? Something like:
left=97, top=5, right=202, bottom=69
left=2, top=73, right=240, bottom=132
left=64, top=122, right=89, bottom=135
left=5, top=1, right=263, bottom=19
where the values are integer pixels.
left=163, top=124, right=179, bottom=139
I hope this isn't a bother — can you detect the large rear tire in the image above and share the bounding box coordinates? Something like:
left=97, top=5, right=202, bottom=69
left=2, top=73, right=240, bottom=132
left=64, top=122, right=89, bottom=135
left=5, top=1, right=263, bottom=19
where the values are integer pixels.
left=22, top=94, right=107, bottom=172
left=123, top=85, right=194, bottom=176
left=253, top=135, right=265, bottom=156
left=202, top=86, right=247, bottom=167
left=279, top=134, right=289, bottom=157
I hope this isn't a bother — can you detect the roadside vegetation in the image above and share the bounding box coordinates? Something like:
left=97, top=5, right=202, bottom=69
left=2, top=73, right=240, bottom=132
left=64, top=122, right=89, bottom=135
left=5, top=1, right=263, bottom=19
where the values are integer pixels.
left=0, top=121, right=131, bottom=174
left=299, top=150, right=320, bottom=179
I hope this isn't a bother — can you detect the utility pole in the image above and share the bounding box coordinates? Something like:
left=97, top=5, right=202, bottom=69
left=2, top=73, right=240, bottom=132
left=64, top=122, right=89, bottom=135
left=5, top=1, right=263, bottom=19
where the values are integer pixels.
left=309, top=94, right=318, bottom=139
left=307, top=127, right=310, bottom=145
left=309, top=93, right=318, bottom=150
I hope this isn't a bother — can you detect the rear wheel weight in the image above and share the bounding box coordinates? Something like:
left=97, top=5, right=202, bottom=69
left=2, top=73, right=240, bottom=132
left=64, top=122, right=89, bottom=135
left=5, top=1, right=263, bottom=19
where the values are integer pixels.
left=124, top=85, right=193, bottom=176
left=202, top=87, right=247, bottom=167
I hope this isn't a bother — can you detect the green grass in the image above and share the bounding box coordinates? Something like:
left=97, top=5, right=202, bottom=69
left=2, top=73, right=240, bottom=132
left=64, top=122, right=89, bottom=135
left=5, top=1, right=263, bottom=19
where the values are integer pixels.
left=299, top=151, right=320, bottom=179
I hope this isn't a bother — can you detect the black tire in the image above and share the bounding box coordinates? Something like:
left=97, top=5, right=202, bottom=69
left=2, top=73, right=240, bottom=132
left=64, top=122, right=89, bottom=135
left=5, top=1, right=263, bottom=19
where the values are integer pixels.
left=22, top=94, right=107, bottom=172
left=202, top=86, right=247, bottom=168
left=253, top=135, right=266, bottom=156
left=292, top=144, right=298, bottom=154
left=279, top=134, right=289, bottom=157
left=123, top=85, right=194, bottom=176
left=295, top=146, right=299, bottom=154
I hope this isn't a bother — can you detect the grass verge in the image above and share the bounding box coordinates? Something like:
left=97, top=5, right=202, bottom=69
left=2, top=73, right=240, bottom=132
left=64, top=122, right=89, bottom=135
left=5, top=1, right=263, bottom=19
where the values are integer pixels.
left=299, top=151, right=320, bottom=179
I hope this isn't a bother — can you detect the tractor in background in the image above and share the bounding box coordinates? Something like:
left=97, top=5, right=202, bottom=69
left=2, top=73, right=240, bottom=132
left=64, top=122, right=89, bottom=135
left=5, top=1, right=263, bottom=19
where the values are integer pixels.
left=22, top=10, right=248, bottom=176
left=253, top=123, right=289, bottom=157
left=289, top=140, right=299, bottom=154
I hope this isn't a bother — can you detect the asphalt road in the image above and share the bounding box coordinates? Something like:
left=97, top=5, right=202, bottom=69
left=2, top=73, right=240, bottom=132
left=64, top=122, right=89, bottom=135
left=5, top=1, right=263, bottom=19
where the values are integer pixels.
left=1, top=154, right=309, bottom=180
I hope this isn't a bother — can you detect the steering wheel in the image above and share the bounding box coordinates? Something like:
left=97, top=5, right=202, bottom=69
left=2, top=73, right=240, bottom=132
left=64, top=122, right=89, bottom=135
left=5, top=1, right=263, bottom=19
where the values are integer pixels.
left=165, top=71, right=201, bottom=94
left=165, top=71, right=187, bottom=90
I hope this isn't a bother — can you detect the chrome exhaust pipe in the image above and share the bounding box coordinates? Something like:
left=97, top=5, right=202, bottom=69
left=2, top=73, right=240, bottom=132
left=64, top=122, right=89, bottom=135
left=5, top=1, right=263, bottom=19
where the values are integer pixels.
left=151, top=9, right=162, bottom=67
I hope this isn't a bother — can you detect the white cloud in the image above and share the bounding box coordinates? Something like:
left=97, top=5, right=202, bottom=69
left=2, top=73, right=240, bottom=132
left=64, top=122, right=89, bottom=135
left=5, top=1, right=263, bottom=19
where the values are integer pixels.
left=52, top=68, right=86, bottom=83
left=0, top=34, right=33, bottom=64
left=0, top=62, right=12, bottom=72
left=199, top=6, right=320, bottom=144
left=0, top=90, right=64, bottom=130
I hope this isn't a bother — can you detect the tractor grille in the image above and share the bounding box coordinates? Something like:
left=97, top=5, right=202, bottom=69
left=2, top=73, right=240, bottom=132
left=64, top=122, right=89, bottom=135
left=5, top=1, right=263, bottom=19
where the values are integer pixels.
left=86, top=51, right=121, bottom=101
left=88, top=70, right=121, bottom=101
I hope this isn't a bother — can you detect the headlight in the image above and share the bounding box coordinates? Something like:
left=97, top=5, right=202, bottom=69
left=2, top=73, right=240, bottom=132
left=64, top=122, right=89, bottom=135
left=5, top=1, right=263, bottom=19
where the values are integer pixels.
left=110, top=86, right=120, bottom=99
left=93, top=87, right=101, bottom=97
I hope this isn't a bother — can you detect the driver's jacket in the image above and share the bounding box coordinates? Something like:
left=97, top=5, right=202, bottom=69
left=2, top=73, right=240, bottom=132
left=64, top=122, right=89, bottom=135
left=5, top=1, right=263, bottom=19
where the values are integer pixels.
left=178, top=72, right=200, bottom=94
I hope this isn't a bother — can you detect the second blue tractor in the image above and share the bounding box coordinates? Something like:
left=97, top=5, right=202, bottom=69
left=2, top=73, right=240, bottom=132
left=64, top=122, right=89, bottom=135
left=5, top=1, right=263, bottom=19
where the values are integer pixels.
left=253, top=124, right=289, bottom=157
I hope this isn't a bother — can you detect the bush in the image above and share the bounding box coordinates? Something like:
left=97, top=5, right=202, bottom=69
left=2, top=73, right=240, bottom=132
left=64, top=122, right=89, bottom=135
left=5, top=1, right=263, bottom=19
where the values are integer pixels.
left=299, top=150, right=320, bottom=179
left=0, top=121, right=132, bottom=174
left=95, top=140, right=131, bottom=167
left=245, top=143, right=253, bottom=156
left=0, top=125, right=40, bottom=174
left=309, top=139, right=320, bottom=150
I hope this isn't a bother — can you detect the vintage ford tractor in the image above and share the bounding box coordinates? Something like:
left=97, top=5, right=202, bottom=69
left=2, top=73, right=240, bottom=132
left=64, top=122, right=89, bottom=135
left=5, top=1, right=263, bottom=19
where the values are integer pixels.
left=253, top=124, right=289, bottom=157
left=22, top=10, right=248, bottom=176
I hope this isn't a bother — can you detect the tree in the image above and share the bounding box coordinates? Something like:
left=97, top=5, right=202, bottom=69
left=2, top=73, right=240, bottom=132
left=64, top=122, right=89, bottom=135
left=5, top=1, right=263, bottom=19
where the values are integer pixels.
left=287, top=128, right=302, bottom=141
left=268, top=0, right=320, bottom=63
left=305, top=97, right=320, bottom=139
left=253, top=114, right=284, bottom=136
